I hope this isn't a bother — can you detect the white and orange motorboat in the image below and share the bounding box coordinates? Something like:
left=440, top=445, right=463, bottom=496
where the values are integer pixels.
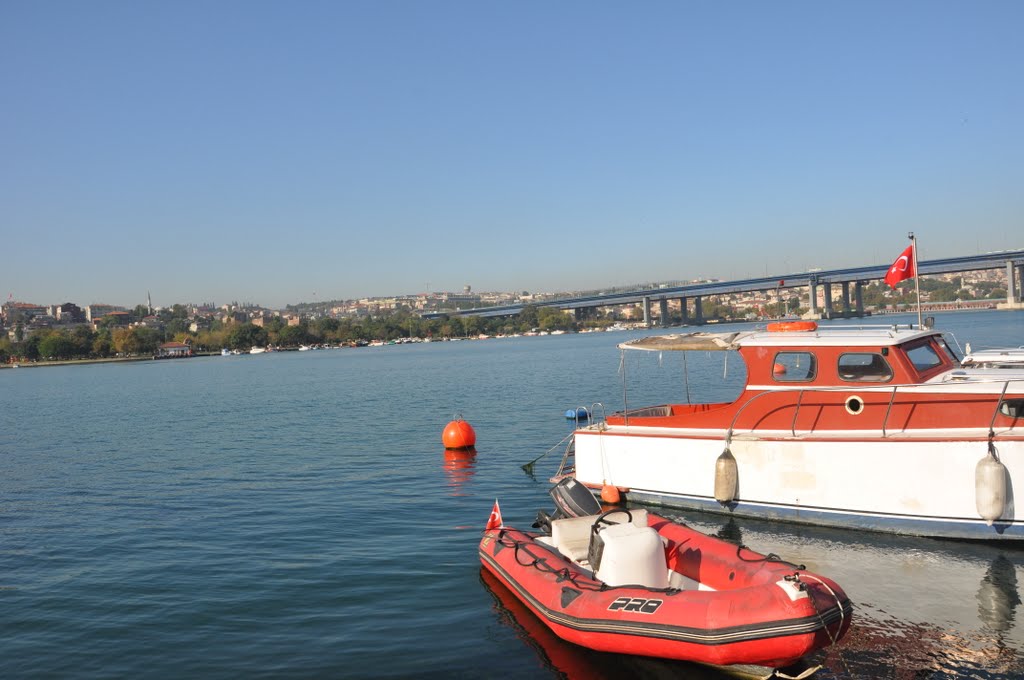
left=562, top=321, right=1024, bottom=540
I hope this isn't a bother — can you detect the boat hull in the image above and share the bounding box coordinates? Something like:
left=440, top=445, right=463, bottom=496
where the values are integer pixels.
left=479, top=515, right=851, bottom=668
left=574, top=428, right=1024, bottom=540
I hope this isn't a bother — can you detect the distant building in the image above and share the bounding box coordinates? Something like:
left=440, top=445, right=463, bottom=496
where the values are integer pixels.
left=135, top=315, right=165, bottom=330
left=86, top=304, right=125, bottom=321
left=437, top=292, right=481, bottom=306
left=155, top=341, right=192, bottom=358
left=25, top=314, right=57, bottom=335
left=2, top=301, right=47, bottom=324
left=189, top=318, right=212, bottom=333
left=53, top=302, right=86, bottom=323
left=93, top=311, right=130, bottom=328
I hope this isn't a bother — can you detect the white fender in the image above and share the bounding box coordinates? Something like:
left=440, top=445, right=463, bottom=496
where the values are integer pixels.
left=715, top=448, right=738, bottom=504
left=976, top=449, right=1007, bottom=526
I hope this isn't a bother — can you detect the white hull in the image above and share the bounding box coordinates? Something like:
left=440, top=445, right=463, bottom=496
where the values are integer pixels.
left=574, top=426, right=1024, bottom=540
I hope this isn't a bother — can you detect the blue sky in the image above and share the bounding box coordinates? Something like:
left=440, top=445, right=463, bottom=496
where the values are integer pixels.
left=3, top=1, right=1022, bottom=309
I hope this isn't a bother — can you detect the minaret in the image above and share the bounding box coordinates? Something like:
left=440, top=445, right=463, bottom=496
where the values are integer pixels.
left=147, top=291, right=153, bottom=315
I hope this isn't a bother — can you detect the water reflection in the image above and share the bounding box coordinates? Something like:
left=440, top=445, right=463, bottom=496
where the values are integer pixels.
left=979, top=555, right=1021, bottom=634
left=442, top=448, right=476, bottom=496
left=480, top=567, right=614, bottom=680
left=479, top=567, right=794, bottom=680
left=659, top=507, right=1024, bottom=678
left=715, top=517, right=744, bottom=544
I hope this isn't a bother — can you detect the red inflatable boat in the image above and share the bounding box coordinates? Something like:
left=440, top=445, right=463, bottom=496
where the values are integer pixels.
left=479, top=505, right=851, bottom=670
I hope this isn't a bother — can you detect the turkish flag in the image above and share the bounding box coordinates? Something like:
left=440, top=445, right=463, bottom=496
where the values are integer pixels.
left=884, top=244, right=915, bottom=288
left=485, top=499, right=503, bottom=531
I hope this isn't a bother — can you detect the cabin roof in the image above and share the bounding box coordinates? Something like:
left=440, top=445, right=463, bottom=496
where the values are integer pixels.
left=619, top=325, right=939, bottom=352
left=618, top=333, right=742, bottom=352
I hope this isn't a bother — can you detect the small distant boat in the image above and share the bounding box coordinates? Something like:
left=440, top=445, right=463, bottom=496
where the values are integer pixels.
left=298, top=345, right=311, bottom=351
left=250, top=347, right=266, bottom=354
left=221, top=348, right=231, bottom=356
left=480, top=481, right=851, bottom=671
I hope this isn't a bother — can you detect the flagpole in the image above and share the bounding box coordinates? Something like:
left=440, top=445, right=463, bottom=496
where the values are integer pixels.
left=909, top=231, right=923, bottom=329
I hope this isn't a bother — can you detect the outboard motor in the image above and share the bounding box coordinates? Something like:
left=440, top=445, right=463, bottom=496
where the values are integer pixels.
left=534, top=478, right=603, bottom=535
left=550, top=478, right=602, bottom=518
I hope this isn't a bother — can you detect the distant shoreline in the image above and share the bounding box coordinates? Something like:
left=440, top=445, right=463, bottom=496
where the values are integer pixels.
left=2, top=305, right=1014, bottom=370
left=2, top=355, right=167, bottom=369
left=0, top=352, right=231, bottom=370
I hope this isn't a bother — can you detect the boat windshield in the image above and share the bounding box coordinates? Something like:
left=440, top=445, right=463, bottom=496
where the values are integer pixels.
left=905, top=341, right=944, bottom=372
left=936, top=336, right=962, bottom=364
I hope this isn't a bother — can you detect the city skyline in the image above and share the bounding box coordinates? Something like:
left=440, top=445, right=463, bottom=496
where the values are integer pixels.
left=4, top=3, right=1024, bottom=308
left=6, top=249, right=1019, bottom=314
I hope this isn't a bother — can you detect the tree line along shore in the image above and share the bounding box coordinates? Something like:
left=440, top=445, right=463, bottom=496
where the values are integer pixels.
left=1, top=305, right=582, bottom=365
left=3, top=275, right=1001, bottom=366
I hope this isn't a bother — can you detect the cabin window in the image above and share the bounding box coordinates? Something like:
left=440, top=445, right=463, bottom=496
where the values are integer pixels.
left=772, top=352, right=816, bottom=382
left=905, top=342, right=943, bottom=372
left=838, top=353, right=893, bottom=382
left=1000, top=400, right=1024, bottom=419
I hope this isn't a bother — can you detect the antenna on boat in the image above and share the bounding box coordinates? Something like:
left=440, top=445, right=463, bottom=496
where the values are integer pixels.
left=909, top=231, right=923, bottom=330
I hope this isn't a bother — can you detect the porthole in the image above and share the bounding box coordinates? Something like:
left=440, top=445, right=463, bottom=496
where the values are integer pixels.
left=845, top=395, right=864, bottom=415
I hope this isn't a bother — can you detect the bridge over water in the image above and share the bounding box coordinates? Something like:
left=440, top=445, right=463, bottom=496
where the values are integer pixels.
left=423, top=249, right=1024, bottom=324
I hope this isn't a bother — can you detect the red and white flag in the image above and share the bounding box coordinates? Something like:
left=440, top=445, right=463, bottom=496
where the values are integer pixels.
left=884, top=244, right=915, bottom=288
left=485, top=499, right=503, bottom=531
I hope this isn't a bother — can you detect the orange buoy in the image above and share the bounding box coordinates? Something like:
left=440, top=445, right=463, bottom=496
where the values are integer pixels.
left=766, top=321, right=818, bottom=332
left=600, top=483, right=622, bottom=504
left=773, top=362, right=787, bottom=376
left=443, top=418, right=477, bottom=450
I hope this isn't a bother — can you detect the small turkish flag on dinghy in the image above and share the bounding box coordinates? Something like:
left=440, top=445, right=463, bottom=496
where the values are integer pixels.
left=485, top=500, right=503, bottom=531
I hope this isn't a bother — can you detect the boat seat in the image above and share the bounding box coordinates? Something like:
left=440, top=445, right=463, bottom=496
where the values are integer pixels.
left=550, top=510, right=649, bottom=565
left=592, top=521, right=669, bottom=588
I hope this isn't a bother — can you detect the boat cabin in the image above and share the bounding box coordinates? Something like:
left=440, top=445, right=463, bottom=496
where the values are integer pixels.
left=605, top=323, right=1022, bottom=435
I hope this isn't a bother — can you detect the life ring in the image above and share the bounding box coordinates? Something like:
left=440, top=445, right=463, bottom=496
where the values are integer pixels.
left=766, top=321, right=818, bottom=332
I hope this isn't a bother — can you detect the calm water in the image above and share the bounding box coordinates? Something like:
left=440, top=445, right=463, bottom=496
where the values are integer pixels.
left=3, top=311, right=1024, bottom=679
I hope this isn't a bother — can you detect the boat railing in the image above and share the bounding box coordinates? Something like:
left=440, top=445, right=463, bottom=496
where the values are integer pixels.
left=552, top=434, right=577, bottom=481
left=722, top=375, right=1024, bottom=445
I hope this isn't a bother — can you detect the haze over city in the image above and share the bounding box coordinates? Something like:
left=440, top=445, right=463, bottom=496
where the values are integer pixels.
left=3, top=2, right=1023, bottom=309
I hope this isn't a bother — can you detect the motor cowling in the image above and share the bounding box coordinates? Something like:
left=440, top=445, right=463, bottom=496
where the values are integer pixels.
left=550, top=477, right=602, bottom=517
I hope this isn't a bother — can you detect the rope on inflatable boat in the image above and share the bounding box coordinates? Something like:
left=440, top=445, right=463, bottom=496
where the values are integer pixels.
left=732, top=543, right=853, bottom=673
left=733, top=544, right=806, bottom=571
left=796, top=572, right=853, bottom=677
